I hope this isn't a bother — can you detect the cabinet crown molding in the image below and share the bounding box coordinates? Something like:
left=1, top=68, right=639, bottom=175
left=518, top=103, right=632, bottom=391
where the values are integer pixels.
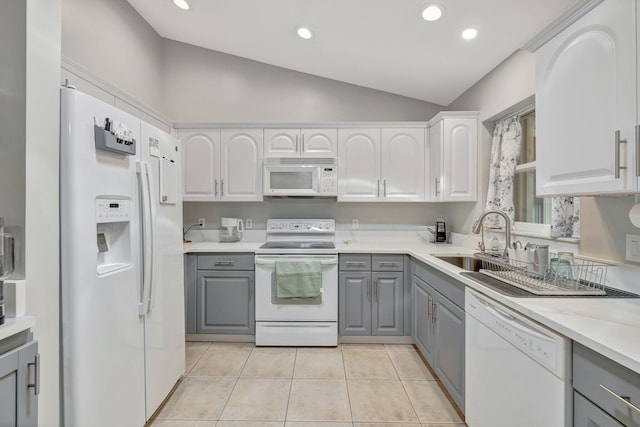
left=522, top=0, right=604, bottom=52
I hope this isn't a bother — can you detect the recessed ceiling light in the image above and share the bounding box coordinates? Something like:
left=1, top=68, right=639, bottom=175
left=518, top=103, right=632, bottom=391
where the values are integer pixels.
left=462, top=28, right=478, bottom=40
left=173, top=0, right=190, bottom=10
left=297, top=27, right=313, bottom=40
left=422, top=5, right=443, bottom=22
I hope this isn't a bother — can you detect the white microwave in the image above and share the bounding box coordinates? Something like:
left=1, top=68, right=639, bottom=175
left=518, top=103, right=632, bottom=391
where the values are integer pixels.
left=263, top=157, right=337, bottom=197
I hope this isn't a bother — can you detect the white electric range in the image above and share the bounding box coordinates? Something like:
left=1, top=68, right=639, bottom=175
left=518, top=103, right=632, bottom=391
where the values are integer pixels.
left=254, top=219, right=338, bottom=346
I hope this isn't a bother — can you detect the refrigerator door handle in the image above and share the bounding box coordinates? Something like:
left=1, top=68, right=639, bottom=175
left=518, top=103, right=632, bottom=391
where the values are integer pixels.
left=137, top=161, right=155, bottom=315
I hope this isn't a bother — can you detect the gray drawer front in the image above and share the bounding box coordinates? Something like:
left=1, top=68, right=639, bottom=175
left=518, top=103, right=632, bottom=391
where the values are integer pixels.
left=573, top=343, right=640, bottom=427
left=198, top=254, right=254, bottom=270
left=339, top=254, right=371, bottom=271
left=411, top=259, right=464, bottom=309
left=372, top=255, right=404, bottom=271
left=574, top=391, right=624, bottom=427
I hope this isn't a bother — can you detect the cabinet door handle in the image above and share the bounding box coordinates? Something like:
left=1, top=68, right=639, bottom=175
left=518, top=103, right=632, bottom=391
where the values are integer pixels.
left=366, top=278, right=371, bottom=301
left=636, top=125, right=640, bottom=177
left=215, top=179, right=219, bottom=197
left=295, top=134, right=299, bottom=153
left=427, top=296, right=432, bottom=320
left=377, top=180, right=380, bottom=197
left=383, top=180, right=387, bottom=198
left=214, top=261, right=235, bottom=266
left=374, top=279, right=379, bottom=302
left=249, top=280, right=254, bottom=300
left=435, top=177, right=440, bottom=197
left=615, top=130, right=628, bottom=179
left=600, top=384, right=640, bottom=414
left=431, top=300, right=437, bottom=323
left=302, top=134, right=305, bottom=153
left=221, top=179, right=224, bottom=197
left=28, top=354, right=40, bottom=395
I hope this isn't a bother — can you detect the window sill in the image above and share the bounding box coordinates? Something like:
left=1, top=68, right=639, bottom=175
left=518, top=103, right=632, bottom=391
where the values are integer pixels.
left=484, top=227, right=580, bottom=244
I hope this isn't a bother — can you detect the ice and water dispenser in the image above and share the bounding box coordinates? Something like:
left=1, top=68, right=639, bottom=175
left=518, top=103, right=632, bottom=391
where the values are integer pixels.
left=95, top=198, right=132, bottom=275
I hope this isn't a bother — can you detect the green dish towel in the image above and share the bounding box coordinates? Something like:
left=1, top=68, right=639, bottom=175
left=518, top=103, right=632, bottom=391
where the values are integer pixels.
left=275, top=260, right=322, bottom=299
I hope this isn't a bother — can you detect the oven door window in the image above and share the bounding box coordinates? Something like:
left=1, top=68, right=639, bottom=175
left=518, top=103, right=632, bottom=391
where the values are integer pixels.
left=269, top=271, right=323, bottom=305
left=270, top=171, right=313, bottom=190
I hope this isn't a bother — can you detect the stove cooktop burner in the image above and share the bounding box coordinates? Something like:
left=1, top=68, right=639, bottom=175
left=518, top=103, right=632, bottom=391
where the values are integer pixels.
left=258, top=241, right=336, bottom=250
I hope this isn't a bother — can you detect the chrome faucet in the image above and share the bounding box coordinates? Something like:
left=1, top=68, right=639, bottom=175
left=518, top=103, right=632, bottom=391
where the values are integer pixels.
left=471, top=209, right=511, bottom=258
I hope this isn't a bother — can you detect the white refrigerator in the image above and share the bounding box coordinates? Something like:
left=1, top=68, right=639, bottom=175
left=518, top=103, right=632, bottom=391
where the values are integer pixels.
left=60, top=87, right=185, bottom=427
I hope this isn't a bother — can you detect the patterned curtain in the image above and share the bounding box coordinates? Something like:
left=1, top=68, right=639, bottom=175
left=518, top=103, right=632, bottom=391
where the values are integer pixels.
left=551, top=197, right=580, bottom=238
left=484, top=116, right=522, bottom=228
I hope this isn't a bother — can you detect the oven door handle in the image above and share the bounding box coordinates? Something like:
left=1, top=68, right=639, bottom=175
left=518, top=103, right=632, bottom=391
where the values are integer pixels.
left=255, top=258, right=338, bottom=266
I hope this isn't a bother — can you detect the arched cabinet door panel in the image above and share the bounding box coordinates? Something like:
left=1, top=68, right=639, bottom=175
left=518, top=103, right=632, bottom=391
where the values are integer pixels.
left=180, top=130, right=221, bottom=201
left=535, top=0, right=637, bottom=196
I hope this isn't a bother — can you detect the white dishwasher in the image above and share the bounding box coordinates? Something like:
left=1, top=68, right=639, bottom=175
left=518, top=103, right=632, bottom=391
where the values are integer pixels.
left=465, top=288, right=572, bottom=427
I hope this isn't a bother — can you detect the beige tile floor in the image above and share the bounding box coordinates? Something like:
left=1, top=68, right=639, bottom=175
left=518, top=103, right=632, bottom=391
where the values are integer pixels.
left=149, top=342, right=467, bottom=427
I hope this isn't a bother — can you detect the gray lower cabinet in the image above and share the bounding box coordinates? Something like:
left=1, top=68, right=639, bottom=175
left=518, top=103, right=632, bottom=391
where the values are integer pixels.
left=412, top=276, right=435, bottom=362
left=411, top=259, right=465, bottom=411
left=184, top=253, right=255, bottom=335
left=339, top=254, right=404, bottom=336
left=0, top=333, right=38, bottom=427
left=573, top=342, right=640, bottom=427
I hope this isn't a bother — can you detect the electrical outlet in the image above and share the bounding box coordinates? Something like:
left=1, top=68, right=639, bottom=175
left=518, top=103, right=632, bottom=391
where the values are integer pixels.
left=246, top=219, right=253, bottom=229
left=198, top=218, right=205, bottom=227
left=352, top=219, right=359, bottom=229
left=626, top=234, right=640, bottom=262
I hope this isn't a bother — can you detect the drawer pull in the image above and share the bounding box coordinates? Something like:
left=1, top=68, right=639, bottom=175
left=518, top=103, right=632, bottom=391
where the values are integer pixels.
left=345, top=261, right=367, bottom=267
left=378, top=262, right=400, bottom=268
left=214, top=261, right=235, bottom=266
left=600, top=384, right=640, bottom=414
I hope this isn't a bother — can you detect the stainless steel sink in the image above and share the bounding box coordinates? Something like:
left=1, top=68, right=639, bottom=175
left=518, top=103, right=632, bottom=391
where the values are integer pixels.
left=432, top=254, right=640, bottom=298
left=432, top=255, right=483, bottom=272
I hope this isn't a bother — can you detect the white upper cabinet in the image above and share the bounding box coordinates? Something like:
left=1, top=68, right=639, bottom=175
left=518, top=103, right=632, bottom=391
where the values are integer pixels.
left=536, top=0, right=637, bottom=196
left=179, top=128, right=263, bottom=202
left=338, top=128, right=425, bottom=202
left=180, top=129, right=221, bottom=202
left=220, top=129, right=264, bottom=201
left=381, top=128, right=425, bottom=201
left=428, top=113, right=478, bottom=202
left=338, top=129, right=381, bottom=201
left=264, top=128, right=337, bottom=158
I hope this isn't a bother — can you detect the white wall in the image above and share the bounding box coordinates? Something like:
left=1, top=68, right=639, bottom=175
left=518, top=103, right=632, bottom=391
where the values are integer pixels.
left=447, top=49, right=640, bottom=264
left=25, top=0, right=62, bottom=425
left=162, top=40, right=444, bottom=123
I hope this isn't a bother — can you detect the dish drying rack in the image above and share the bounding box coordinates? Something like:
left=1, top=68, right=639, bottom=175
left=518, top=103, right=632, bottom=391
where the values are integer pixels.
left=474, top=252, right=611, bottom=296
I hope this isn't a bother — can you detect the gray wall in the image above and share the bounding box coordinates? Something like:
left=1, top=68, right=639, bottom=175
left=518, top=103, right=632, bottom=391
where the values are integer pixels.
left=1, top=0, right=62, bottom=425
left=0, top=1, right=26, bottom=277
left=162, top=40, right=443, bottom=123
left=184, top=201, right=460, bottom=232
left=61, top=0, right=443, bottom=124
left=62, top=0, right=164, bottom=112
left=447, top=49, right=640, bottom=264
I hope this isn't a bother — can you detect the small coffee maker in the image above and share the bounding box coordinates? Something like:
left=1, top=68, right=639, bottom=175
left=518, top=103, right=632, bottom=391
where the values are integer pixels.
left=435, top=220, right=447, bottom=243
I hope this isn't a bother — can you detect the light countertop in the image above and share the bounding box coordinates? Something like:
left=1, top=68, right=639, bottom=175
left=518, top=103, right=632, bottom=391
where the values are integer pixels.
left=184, top=231, right=640, bottom=374
left=0, top=316, right=35, bottom=342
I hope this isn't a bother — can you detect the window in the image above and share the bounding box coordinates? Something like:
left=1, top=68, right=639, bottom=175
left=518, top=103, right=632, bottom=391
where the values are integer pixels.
left=513, top=110, right=551, bottom=225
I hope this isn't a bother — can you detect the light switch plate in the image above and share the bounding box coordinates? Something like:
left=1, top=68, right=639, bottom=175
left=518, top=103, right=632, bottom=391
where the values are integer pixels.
left=626, top=234, right=640, bottom=262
